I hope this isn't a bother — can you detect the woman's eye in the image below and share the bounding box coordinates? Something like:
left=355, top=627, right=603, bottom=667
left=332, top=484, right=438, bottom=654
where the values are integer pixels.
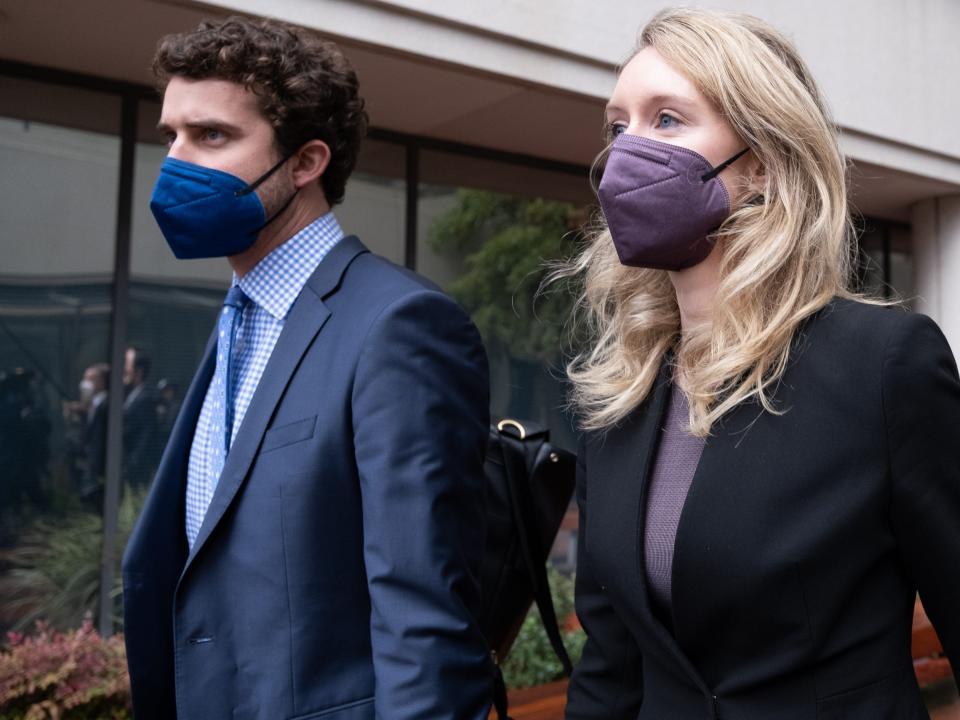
left=609, top=123, right=627, bottom=138
left=657, top=113, right=680, bottom=130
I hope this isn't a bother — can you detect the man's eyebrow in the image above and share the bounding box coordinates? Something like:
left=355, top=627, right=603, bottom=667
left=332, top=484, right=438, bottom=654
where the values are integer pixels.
left=155, top=119, right=244, bottom=134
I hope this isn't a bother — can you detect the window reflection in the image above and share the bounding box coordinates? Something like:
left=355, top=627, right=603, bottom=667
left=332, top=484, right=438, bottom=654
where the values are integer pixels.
left=417, top=150, right=592, bottom=452
left=0, top=77, right=120, bottom=632
left=857, top=218, right=914, bottom=305
left=340, top=140, right=407, bottom=264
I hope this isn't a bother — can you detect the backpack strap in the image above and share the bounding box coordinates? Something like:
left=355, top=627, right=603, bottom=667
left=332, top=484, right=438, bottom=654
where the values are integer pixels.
left=492, top=664, right=513, bottom=720
left=499, top=431, right=574, bottom=676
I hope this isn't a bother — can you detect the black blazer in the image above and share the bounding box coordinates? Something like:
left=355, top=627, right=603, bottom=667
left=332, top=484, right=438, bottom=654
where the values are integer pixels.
left=566, top=299, right=960, bottom=720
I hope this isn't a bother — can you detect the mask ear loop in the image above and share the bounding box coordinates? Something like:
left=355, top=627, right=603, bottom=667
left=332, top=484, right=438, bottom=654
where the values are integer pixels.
left=700, top=146, right=751, bottom=183
left=234, top=150, right=302, bottom=232
left=234, top=152, right=295, bottom=197
left=255, top=187, right=300, bottom=233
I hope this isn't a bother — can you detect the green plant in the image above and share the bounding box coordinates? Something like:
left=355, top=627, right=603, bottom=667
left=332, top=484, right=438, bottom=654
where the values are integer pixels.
left=501, top=567, right=586, bottom=689
left=428, top=189, right=581, bottom=365
left=0, top=618, right=131, bottom=719
left=0, top=488, right=145, bottom=632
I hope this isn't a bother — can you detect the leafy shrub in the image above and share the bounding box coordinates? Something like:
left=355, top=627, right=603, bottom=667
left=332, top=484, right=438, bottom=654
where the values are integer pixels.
left=0, top=489, right=144, bottom=632
left=427, top=189, right=581, bottom=364
left=0, top=617, right=131, bottom=719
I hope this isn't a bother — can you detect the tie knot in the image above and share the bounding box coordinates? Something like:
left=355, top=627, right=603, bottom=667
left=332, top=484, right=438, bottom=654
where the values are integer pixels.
left=223, top=285, right=250, bottom=311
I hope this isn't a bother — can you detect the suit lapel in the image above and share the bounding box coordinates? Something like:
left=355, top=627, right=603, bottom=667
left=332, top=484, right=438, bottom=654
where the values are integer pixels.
left=165, top=331, right=218, bottom=481
left=125, top=330, right=216, bottom=571
left=182, top=236, right=370, bottom=572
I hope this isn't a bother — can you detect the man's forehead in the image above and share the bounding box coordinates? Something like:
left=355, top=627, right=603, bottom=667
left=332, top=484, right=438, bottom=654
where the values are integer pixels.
left=160, top=76, right=262, bottom=122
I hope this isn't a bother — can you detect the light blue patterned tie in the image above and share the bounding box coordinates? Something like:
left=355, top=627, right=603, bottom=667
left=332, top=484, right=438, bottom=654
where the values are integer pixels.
left=186, top=284, right=250, bottom=547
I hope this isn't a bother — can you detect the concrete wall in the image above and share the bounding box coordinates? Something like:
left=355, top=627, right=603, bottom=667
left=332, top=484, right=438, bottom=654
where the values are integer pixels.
left=913, top=195, right=960, bottom=354
left=196, top=0, right=960, bottom=162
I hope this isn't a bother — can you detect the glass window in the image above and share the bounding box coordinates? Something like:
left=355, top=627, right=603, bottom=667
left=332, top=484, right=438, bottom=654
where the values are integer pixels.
left=339, top=139, right=407, bottom=264
left=0, top=76, right=120, bottom=633
left=856, top=217, right=913, bottom=305
left=889, top=223, right=914, bottom=308
left=417, top=150, right=592, bottom=452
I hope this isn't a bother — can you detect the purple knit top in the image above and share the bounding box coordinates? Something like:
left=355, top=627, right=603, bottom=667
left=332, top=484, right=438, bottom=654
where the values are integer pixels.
left=644, top=385, right=705, bottom=626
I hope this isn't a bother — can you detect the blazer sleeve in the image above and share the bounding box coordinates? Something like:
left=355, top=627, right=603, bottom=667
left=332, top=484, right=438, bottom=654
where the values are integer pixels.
left=351, top=289, right=493, bottom=720
left=566, top=438, right=644, bottom=719
left=883, top=311, right=960, bottom=687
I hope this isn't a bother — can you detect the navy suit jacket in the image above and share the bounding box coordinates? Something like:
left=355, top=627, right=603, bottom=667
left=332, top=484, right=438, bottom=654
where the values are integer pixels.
left=122, top=236, right=493, bottom=720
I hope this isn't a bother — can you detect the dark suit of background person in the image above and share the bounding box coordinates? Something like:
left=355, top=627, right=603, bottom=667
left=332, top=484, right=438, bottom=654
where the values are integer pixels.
left=122, top=236, right=493, bottom=720
left=122, top=379, right=158, bottom=488
left=565, top=299, right=960, bottom=720
left=83, top=389, right=109, bottom=500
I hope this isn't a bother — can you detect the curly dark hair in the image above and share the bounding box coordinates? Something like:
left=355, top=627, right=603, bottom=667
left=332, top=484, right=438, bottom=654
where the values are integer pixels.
left=153, top=16, right=368, bottom=205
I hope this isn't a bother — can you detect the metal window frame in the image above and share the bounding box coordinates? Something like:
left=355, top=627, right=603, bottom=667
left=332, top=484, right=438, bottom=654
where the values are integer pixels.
left=854, top=215, right=910, bottom=299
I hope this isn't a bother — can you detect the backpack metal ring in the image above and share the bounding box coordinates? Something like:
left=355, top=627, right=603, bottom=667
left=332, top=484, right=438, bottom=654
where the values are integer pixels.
left=496, top=418, right=527, bottom=440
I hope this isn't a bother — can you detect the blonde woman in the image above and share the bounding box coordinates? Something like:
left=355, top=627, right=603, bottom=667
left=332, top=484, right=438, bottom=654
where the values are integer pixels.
left=563, top=8, right=960, bottom=719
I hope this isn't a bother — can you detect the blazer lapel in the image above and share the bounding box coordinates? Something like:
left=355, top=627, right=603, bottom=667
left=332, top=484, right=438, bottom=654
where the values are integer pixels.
left=599, top=356, right=715, bottom=697
left=625, top=358, right=672, bottom=617
left=163, top=330, right=218, bottom=483
left=182, top=236, right=370, bottom=572
left=588, top=357, right=671, bottom=609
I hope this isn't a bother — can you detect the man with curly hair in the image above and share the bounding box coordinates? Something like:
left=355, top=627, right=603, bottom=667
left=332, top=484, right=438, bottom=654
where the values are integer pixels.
left=122, top=16, right=493, bottom=720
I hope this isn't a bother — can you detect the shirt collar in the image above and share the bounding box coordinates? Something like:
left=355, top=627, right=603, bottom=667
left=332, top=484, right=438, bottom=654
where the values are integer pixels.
left=235, top=212, right=344, bottom=321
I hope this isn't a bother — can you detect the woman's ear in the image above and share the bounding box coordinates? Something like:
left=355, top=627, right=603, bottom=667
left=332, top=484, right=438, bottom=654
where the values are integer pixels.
left=290, top=139, right=332, bottom=188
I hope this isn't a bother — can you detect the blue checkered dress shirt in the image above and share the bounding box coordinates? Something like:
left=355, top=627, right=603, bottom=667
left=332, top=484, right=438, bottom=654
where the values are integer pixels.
left=185, top=213, right=344, bottom=548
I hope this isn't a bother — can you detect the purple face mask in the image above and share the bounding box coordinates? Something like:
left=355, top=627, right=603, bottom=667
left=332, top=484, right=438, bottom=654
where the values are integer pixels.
left=598, top=134, right=749, bottom=271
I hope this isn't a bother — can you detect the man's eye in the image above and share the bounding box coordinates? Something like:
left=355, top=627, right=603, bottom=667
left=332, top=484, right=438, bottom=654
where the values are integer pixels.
left=203, top=129, right=223, bottom=142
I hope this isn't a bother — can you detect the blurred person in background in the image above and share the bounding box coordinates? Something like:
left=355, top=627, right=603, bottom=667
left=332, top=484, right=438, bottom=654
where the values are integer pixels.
left=64, top=362, right=110, bottom=506
left=122, top=346, right=159, bottom=488
left=154, top=378, right=181, bottom=441
left=0, top=369, right=50, bottom=517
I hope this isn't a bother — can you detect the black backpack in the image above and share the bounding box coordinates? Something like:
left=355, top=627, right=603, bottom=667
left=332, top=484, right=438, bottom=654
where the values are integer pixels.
left=479, top=419, right=577, bottom=720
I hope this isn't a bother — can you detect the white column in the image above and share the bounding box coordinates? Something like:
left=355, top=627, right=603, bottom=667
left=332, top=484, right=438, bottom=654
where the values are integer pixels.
left=912, top=195, right=960, bottom=356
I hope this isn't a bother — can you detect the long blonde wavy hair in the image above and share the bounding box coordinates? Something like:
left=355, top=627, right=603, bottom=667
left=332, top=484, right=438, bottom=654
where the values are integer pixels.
left=561, top=7, right=865, bottom=437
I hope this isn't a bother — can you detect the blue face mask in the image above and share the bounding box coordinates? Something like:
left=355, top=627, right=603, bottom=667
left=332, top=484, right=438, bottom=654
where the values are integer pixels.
left=149, top=154, right=295, bottom=259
